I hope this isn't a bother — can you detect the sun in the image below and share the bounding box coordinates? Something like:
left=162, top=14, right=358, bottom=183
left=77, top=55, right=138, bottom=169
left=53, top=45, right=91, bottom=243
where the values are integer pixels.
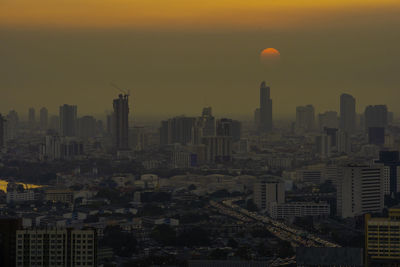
left=260, top=48, right=281, bottom=64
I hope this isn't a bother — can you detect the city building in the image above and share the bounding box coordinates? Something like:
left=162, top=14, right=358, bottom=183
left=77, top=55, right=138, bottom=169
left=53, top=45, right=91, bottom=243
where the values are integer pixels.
left=296, top=247, right=363, bottom=267
left=45, top=189, right=74, bottom=204
left=296, top=105, right=315, bottom=133
left=16, top=228, right=97, bottom=267
left=0, top=114, right=5, bottom=149
left=336, top=165, right=384, bottom=218
left=28, top=107, right=36, bottom=130
left=160, top=116, right=196, bottom=146
left=315, top=134, right=331, bottom=158
left=375, top=151, right=400, bottom=195
left=365, top=207, right=400, bottom=266
left=6, top=110, right=19, bottom=141
left=202, top=136, right=232, bottom=163
left=253, top=177, right=285, bottom=210
left=39, top=107, right=48, bottom=131
left=113, top=94, right=130, bottom=150
left=59, top=104, right=77, bottom=137
left=340, top=93, right=356, bottom=134
left=364, top=105, right=388, bottom=132
left=78, top=116, right=97, bottom=139
left=318, top=111, right=338, bottom=131
left=259, top=81, right=273, bottom=133
left=269, top=202, right=330, bottom=220
left=216, top=118, right=241, bottom=142
left=368, top=127, right=385, bottom=146
left=0, top=217, right=23, bottom=267
left=201, top=107, right=216, bottom=137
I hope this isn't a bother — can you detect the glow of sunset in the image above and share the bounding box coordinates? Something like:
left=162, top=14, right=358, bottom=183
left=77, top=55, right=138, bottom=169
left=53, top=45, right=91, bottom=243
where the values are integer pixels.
left=261, top=48, right=281, bottom=65
left=1, top=0, right=399, bottom=29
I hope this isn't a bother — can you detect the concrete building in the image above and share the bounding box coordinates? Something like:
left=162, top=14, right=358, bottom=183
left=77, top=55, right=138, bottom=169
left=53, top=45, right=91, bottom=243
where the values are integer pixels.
left=253, top=177, right=285, bottom=210
left=364, top=105, right=388, bottom=132
left=16, top=228, right=97, bottom=267
left=259, top=81, right=273, bottom=133
left=269, top=202, right=330, bottom=220
left=375, top=151, right=400, bottom=195
left=0, top=114, right=5, bottom=149
left=28, top=107, right=36, bottom=130
left=337, top=165, right=384, bottom=218
left=202, top=136, right=232, bottom=163
left=113, top=94, right=130, bottom=150
left=318, top=111, right=338, bottom=131
left=365, top=207, right=400, bottom=266
left=78, top=116, right=97, bottom=139
left=315, top=134, right=331, bottom=158
left=59, top=104, right=77, bottom=137
left=6, top=110, right=19, bottom=141
left=340, top=93, right=356, bottom=134
left=296, top=105, right=315, bottom=133
left=45, top=189, right=74, bottom=204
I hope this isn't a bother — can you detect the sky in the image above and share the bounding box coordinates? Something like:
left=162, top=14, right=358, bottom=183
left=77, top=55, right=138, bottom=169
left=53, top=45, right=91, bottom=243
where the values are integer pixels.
left=1, top=0, right=400, bottom=119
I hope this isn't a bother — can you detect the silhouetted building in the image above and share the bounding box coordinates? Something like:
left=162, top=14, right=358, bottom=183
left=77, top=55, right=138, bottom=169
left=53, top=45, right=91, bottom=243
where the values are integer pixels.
left=259, top=81, right=272, bottom=132
left=296, top=105, right=315, bottom=133
left=113, top=94, right=130, bottom=150
left=217, top=118, right=241, bottom=142
left=59, top=104, right=77, bottom=137
left=0, top=217, right=23, bottom=267
left=49, top=115, right=59, bottom=132
left=253, top=177, right=285, bottom=210
left=364, top=105, right=388, bottom=132
left=6, top=110, right=19, bottom=140
left=78, top=116, right=97, bottom=139
left=202, top=136, right=232, bottom=163
left=318, top=111, right=338, bottom=131
left=340, top=93, right=356, bottom=133
left=28, top=107, right=36, bottom=129
left=159, top=116, right=196, bottom=146
left=201, top=107, right=216, bottom=137
left=39, top=107, right=48, bottom=130
left=375, top=151, right=400, bottom=195
left=368, top=127, right=385, bottom=145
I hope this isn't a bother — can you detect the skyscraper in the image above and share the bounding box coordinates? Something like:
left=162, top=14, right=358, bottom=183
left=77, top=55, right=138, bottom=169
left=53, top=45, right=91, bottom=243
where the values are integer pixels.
left=59, top=104, right=77, bottom=137
left=296, top=105, right=315, bottom=133
left=39, top=107, right=48, bottom=131
left=318, top=111, right=338, bottom=131
left=375, top=151, right=400, bottom=195
left=340, top=93, right=356, bottom=133
left=364, top=105, right=388, bottom=132
left=6, top=110, right=18, bottom=140
left=28, top=107, right=35, bottom=129
left=259, top=81, right=273, bottom=133
left=113, top=94, right=129, bottom=150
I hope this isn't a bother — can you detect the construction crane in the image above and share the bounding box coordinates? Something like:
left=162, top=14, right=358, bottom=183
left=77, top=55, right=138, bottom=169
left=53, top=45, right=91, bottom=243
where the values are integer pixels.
left=110, top=82, right=130, bottom=97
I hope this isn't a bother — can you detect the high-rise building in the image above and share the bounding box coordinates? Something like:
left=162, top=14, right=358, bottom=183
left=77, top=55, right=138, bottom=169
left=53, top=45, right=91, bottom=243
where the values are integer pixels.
left=253, top=176, right=285, bottom=210
left=0, top=217, right=22, bottom=267
left=16, top=228, right=97, bottom=267
left=0, top=114, right=5, bottom=148
left=202, top=136, right=232, bottom=163
left=337, top=130, right=351, bottom=154
left=296, top=105, right=315, bottom=133
left=368, top=127, right=385, bottom=145
left=336, top=165, right=384, bottom=218
left=200, top=107, right=216, bottom=137
left=364, top=105, right=388, bottom=132
left=216, top=118, right=241, bottom=142
left=78, top=116, right=97, bottom=139
left=365, top=207, right=400, bottom=266
left=159, top=116, right=196, bottom=146
left=49, top=115, right=60, bottom=132
left=6, top=110, right=19, bottom=140
left=315, top=134, right=331, bottom=158
left=39, top=107, right=48, bottom=131
left=318, top=111, right=338, bottom=131
left=259, top=81, right=273, bottom=133
left=59, top=104, right=77, bottom=137
left=113, top=94, right=129, bottom=150
left=340, top=93, right=356, bottom=133
left=375, top=151, right=400, bottom=195
left=28, top=107, right=36, bottom=129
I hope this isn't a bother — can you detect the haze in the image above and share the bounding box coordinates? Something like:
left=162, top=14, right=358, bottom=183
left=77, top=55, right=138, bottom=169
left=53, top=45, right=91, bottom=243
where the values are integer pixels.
left=1, top=0, right=400, bottom=118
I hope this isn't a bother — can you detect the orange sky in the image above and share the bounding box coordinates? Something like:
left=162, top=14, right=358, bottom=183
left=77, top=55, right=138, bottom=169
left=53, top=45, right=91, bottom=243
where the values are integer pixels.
left=1, top=0, right=399, bottom=29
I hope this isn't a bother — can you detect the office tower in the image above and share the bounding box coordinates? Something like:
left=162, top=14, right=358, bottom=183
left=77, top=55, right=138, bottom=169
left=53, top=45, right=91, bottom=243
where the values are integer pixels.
left=296, top=105, right=315, bottom=133
left=201, top=107, right=216, bottom=137
left=336, top=165, right=384, bottom=218
left=28, top=107, right=35, bottom=129
left=340, top=93, right=356, bottom=133
left=48, top=115, right=60, bottom=132
left=315, top=134, right=331, bottom=158
left=16, top=228, right=97, bottom=267
left=259, top=81, right=273, bottom=132
left=113, top=94, right=130, bottom=150
left=337, top=130, right=351, bottom=154
left=130, top=126, right=148, bottom=151
left=375, top=151, right=400, bottom=195
left=368, top=127, right=385, bottom=145
left=318, top=111, right=338, bottom=131
left=0, top=114, right=4, bottom=148
left=78, top=116, right=97, bottom=139
left=365, top=207, right=400, bottom=266
left=0, top=217, right=22, bottom=267
left=253, top=177, right=285, bottom=210
left=202, top=136, right=232, bottom=163
left=59, top=104, right=77, bottom=137
left=159, top=116, right=196, bottom=146
left=39, top=107, right=48, bottom=130
left=6, top=110, right=19, bottom=140
left=364, top=105, right=388, bottom=132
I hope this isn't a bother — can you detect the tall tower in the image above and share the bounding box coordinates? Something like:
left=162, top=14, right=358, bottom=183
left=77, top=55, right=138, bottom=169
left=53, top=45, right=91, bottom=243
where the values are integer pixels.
left=259, top=81, right=273, bottom=132
left=59, top=104, right=77, bottom=137
left=40, top=107, right=48, bottom=131
left=340, top=93, right=356, bottom=133
left=28, top=107, right=35, bottom=129
left=113, top=94, right=129, bottom=150
left=0, top=114, right=5, bottom=148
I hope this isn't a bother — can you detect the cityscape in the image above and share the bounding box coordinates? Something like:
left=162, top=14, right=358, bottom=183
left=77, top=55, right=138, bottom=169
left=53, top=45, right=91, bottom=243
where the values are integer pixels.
left=1, top=0, right=400, bottom=267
